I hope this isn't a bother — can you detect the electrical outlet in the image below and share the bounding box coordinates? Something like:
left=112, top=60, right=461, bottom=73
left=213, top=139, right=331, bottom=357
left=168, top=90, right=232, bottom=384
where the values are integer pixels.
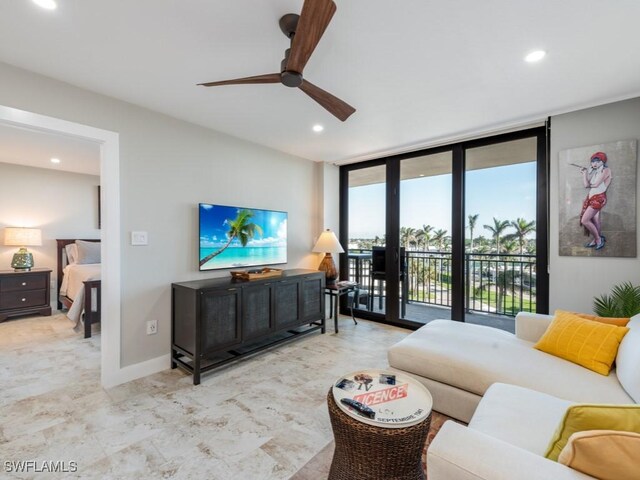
left=146, top=319, right=157, bottom=335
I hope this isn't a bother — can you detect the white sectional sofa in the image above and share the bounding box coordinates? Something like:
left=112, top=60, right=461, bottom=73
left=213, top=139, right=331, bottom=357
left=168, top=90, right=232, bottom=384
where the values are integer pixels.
left=388, top=312, right=637, bottom=423
left=387, top=313, right=640, bottom=480
left=428, top=383, right=595, bottom=479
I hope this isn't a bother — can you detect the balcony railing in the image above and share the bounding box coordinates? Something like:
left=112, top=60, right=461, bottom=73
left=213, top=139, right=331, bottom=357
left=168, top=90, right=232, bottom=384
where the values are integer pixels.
left=347, top=249, right=536, bottom=317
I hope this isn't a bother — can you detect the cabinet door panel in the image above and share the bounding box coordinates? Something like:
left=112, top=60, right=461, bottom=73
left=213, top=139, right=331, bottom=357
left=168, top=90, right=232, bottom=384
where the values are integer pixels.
left=301, top=276, right=324, bottom=321
left=274, top=280, right=300, bottom=329
left=200, top=289, right=241, bottom=353
left=243, top=284, right=273, bottom=340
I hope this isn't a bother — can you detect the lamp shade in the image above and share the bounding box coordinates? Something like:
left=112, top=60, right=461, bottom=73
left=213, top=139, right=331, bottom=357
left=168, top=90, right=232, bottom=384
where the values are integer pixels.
left=312, top=229, right=344, bottom=254
left=4, top=227, right=42, bottom=247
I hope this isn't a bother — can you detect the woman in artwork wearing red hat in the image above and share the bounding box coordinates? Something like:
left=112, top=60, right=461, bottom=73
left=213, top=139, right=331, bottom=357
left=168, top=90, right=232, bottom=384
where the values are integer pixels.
left=580, top=152, right=611, bottom=250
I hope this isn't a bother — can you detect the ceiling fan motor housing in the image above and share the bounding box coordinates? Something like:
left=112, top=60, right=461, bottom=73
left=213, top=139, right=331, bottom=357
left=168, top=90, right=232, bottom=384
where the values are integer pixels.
left=281, top=70, right=303, bottom=88
left=279, top=15, right=303, bottom=87
left=280, top=47, right=303, bottom=87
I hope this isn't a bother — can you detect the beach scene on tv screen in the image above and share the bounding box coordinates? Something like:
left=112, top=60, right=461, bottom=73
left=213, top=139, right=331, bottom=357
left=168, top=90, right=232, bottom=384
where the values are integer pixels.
left=199, top=204, right=287, bottom=270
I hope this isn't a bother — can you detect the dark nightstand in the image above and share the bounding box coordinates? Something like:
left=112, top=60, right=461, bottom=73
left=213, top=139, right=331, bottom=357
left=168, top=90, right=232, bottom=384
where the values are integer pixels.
left=0, top=268, right=52, bottom=322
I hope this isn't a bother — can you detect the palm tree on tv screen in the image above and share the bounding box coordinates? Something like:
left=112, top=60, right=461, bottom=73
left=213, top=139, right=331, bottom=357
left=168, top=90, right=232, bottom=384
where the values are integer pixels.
left=199, top=209, right=263, bottom=267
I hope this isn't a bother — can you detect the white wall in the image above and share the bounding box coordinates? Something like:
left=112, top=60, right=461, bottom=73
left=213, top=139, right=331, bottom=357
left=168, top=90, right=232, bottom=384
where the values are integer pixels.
left=313, top=162, right=341, bottom=268
left=550, top=97, right=640, bottom=312
left=0, top=61, right=321, bottom=368
left=322, top=163, right=341, bottom=234
left=0, top=163, right=100, bottom=305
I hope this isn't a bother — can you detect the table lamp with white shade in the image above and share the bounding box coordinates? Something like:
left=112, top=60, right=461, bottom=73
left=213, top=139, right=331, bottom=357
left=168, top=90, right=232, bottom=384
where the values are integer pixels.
left=312, top=229, right=344, bottom=286
left=4, top=227, right=42, bottom=271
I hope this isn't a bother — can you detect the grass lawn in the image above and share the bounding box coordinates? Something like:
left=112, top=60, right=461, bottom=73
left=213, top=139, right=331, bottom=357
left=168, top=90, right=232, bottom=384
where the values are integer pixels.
left=407, top=284, right=536, bottom=315
left=469, top=290, right=536, bottom=315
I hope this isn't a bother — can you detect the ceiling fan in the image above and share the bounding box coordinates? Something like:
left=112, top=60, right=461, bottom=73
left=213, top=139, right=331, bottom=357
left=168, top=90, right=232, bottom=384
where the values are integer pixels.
left=198, top=0, right=355, bottom=122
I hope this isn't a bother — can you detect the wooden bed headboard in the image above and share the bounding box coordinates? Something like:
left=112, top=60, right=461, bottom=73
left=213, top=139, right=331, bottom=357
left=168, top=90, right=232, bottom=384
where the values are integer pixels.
left=55, top=239, right=100, bottom=308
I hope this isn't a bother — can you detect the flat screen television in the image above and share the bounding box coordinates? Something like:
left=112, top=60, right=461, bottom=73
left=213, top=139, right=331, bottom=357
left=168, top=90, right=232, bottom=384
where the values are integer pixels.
left=199, top=203, right=287, bottom=271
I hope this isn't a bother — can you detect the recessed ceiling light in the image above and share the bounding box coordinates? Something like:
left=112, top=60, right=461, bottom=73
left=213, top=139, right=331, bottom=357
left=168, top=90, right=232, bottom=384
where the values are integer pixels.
left=525, top=50, right=546, bottom=63
left=32, top=0, right=57, bottom=10
left=419, top=174, right=425, bottom=177
left=50, top=157, right=61, bottom=164
left=312, top=124, right=324, bottom=133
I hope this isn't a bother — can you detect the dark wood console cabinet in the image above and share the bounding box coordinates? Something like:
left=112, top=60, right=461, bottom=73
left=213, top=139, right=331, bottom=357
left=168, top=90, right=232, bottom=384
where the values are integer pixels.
left=172, top=269, right=325, bottom=384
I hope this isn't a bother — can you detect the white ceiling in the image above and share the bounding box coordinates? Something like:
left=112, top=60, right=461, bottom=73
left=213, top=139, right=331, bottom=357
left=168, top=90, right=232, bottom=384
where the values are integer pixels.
left=0, top=123, right=100, bottom=175
left=0, top=1, right=638, bottom=164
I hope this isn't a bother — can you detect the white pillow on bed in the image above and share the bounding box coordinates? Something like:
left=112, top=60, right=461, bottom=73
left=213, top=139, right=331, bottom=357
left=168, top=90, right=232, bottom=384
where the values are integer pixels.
left=76, top=240, right=101, bottom=264
left=65, top=243, right=78, bottom=264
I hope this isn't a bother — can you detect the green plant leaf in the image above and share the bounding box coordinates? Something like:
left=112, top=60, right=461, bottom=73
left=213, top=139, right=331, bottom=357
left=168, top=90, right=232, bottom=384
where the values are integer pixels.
left=593, top=282, right=640, bottom=317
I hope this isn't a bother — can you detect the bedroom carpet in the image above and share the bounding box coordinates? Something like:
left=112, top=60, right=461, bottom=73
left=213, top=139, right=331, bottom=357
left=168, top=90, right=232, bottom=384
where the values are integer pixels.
left=0, top=312, right=412, bottom=479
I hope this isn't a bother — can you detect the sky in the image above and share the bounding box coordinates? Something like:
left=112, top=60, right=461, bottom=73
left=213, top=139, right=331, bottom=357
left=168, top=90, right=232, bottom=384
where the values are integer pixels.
left=349, top=162, right=537, bottom=240
left=199, top=203, right=287, bottom=248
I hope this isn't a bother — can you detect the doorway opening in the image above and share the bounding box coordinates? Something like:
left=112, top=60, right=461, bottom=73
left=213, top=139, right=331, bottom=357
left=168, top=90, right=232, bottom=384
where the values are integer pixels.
left=0, top=105, right=121, bottom=387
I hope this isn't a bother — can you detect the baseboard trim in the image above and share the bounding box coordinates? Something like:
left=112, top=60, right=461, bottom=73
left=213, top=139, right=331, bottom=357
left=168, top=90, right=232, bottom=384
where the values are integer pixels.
left=102, top=354, right=170, bottom=389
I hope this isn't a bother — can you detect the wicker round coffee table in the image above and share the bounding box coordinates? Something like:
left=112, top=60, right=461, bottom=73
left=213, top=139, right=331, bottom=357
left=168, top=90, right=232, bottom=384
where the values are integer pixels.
left=327, top=371, right=432, bottom=480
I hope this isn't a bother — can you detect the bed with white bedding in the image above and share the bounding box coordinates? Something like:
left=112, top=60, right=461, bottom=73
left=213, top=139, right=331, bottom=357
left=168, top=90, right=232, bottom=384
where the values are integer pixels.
left=56, top=239, right=101, bottom=338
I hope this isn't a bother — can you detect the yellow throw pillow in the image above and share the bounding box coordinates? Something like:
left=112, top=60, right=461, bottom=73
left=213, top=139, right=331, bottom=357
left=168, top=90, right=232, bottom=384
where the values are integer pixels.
left=558, top=430, right=640, bottom=480
left=545, top=404, right=640, bottom=461
left=558, top=309, right=630, bottom=327
left=534, top=311, right=629, bottom=375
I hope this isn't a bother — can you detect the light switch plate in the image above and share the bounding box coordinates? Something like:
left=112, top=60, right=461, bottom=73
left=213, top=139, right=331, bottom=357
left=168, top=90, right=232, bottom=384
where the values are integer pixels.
left=131, top=231, right=148, bottom=246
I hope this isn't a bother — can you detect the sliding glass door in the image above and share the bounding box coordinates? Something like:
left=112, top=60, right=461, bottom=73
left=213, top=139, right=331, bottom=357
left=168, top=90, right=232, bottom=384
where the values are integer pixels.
left=399, top=151, right=453, bottom=322
left=345, top=163, right=387, bottom=317
left=340, top=127, right=548, bottom=330
left=464, top=138, right=540, bottom=332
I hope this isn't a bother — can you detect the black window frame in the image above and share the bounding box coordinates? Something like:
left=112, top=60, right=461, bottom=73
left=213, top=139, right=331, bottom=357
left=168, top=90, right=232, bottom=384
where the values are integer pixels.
left=339, top=125, right=550, bottom=329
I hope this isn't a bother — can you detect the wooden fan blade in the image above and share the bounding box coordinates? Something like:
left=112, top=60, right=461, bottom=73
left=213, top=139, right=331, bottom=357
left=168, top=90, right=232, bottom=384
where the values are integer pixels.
left=287, top=0, right=336, bottom=74
left=299, top=80, right=355, bottom=121
left=198, top=73, right=281, bottom=87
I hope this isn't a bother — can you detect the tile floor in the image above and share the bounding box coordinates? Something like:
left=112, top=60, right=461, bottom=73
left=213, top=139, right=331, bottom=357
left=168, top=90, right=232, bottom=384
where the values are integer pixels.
left=0, top=313, right=408, bottom=479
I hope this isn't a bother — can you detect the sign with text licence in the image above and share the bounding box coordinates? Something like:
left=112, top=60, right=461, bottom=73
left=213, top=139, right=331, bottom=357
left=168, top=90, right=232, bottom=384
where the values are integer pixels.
left=332, top=369, right=433, bottom=428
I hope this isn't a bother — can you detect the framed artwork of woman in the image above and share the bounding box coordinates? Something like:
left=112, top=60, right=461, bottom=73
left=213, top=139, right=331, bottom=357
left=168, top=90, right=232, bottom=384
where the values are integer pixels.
left=559, top=140, right=637, bottom=257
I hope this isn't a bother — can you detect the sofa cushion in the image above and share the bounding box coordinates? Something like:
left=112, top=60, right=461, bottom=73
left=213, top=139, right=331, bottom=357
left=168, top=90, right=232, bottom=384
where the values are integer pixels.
left=558, top=430, right=640, bottom=480
left=534, top=311, right=629, bottom=375
left=616, top=317, right=640, bottom=403
left=469, top=383, right=573, bottom=456
left=545, top=404, right=640, bottom=461
left=387, top=320, right=633, bottom=404
left=564, top=310, right=630, bottom=327
left=515, top=312, right=554, bottom=343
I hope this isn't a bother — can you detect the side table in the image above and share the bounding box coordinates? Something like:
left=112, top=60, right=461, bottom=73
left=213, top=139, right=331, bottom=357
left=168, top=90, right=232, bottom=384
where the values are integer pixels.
left=327, top=389, right=431, bottom=480
left=325, top=282, right=359, bottom=333
left=327, top=370, right=433, bottom=479
left=0, top=268, right=52, bottom=322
